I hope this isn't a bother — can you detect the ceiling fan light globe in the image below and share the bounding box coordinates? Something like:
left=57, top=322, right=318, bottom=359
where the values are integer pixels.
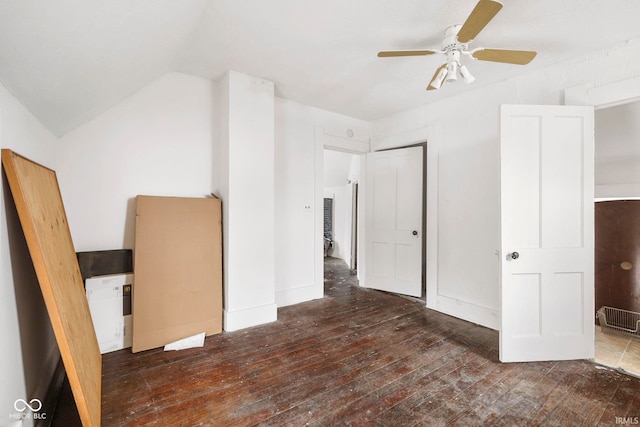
left=431, top=67, right=448, bottom=89
left=459, top=65, right=475, bottom=83
left=445, top=62, right=458, bottom=83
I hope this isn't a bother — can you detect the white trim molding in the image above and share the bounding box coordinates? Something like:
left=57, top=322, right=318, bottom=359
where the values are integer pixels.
left=565, top=76, right=640, bottom=109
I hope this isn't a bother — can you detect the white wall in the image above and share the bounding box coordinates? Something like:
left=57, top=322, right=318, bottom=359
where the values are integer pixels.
left=595, top=100, right=640, bottom=198
left=0, top=82, right=59, bottom=426
left=274, top=98, right=369, bottom=307
left=56, top=72, right=218, bottom=252
left=324, top=149, right=353, bottom=187
left=371, top=38, right=640, bottom=329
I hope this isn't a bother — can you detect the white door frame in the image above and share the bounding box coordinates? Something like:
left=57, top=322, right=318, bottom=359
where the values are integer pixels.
left=315, top=128, right=369, bottom=296
left=316, top=129, right=428, bottom=298
left=565, top=76, right=640, bottom=110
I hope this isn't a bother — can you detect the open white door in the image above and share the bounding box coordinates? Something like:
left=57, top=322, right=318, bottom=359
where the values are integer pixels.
left=500, top=104, right=594, bottom=362
left=364, top=147, right=422, bottom=297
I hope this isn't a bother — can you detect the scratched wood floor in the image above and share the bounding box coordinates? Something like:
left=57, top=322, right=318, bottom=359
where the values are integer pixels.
left=52, top=257, right=640, bottom=426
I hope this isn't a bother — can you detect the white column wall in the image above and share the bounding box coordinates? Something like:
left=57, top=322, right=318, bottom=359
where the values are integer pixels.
left=221, top=71, right=277, bottom=330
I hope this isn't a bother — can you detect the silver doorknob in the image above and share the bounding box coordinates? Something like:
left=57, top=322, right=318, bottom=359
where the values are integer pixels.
left=510, top=252, right=520, bottom=260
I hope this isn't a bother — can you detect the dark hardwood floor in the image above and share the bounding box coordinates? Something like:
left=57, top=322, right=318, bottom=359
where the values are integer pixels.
left=53, top=257, right=640, bottom=426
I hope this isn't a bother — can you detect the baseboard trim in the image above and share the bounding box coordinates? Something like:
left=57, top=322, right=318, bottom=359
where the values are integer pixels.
left=276, top=283, right=323, bottom=307
left=224, top=303, right=277, bottom=332
left=427, top=296, right=499, bottom=331
left=36, top=357, right=65, bottom=427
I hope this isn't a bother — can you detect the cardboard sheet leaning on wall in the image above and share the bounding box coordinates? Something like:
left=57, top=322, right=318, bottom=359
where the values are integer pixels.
left=132, top=195, right=223, bottom=353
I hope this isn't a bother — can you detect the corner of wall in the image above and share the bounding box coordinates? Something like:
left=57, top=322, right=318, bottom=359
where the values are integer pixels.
left=276, top=284, right=323, bottom=308
left=0, top=81, right=59, bottom=427
left=223, top=304, right=278, bottom=332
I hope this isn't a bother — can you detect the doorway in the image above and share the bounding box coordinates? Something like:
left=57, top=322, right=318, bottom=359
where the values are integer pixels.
left=323, top=149, right=362, bottom=284
left=322, top=145, right=427, bottom=300
left=565, top=77, right=640, bottom=372
left=593, top=100, right=640, bottom=376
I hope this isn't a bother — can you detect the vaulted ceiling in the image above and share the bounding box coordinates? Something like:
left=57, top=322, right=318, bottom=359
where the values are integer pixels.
left=2, top=0, right=640, bottom=136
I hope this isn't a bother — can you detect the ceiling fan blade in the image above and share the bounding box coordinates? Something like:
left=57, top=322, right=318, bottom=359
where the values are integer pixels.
left=457, top=0, right=503, bottom=43
left=378, top=50, right=437, bottom=57
left=472, top=48, right=537, bottom=64
left=427, top=64, right=447, bottom=91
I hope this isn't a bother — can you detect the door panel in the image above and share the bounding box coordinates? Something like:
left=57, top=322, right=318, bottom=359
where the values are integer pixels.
left=500, top=104, right=594, bottom=362
left=364, top=147, right=422, bottom=297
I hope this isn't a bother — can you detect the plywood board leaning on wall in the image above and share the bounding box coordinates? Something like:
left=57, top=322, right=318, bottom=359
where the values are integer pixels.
left=132, top=195, right=223, bottom=353
left=1, top=149, right=101, bottom=427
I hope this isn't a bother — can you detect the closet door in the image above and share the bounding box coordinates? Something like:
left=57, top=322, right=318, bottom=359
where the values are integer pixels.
left=364, top=146, right=422, bottom=297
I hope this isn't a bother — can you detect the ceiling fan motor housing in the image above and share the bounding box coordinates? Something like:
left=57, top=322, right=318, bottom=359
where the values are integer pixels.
left=442, top=25, right=468, bottom=52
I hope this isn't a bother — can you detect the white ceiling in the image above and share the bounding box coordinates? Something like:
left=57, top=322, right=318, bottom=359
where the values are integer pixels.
left=1, top=0, right=640, bottom=136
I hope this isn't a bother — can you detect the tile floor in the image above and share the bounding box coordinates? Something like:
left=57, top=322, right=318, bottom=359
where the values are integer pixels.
left=595, top=325, right=640, bottom=377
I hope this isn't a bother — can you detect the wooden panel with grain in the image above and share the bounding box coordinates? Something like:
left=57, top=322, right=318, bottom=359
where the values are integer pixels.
left=1, top=149, right=101, bottom=427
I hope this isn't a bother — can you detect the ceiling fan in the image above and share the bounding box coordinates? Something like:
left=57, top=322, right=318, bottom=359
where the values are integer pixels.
left=377, top=0, right=537, bottom=90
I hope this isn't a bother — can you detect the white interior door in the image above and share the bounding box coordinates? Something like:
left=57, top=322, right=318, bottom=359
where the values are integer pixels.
left=364, top=147, right=422, bottom=297
left=500, top=104, right=594, bottom=362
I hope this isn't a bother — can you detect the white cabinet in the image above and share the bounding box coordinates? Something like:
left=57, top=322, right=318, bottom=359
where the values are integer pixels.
left=85, top=273, right=133, bottom=354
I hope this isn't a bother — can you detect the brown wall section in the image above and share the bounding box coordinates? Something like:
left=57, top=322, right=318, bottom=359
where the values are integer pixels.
left=595, top=200, right=640, bottom=313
